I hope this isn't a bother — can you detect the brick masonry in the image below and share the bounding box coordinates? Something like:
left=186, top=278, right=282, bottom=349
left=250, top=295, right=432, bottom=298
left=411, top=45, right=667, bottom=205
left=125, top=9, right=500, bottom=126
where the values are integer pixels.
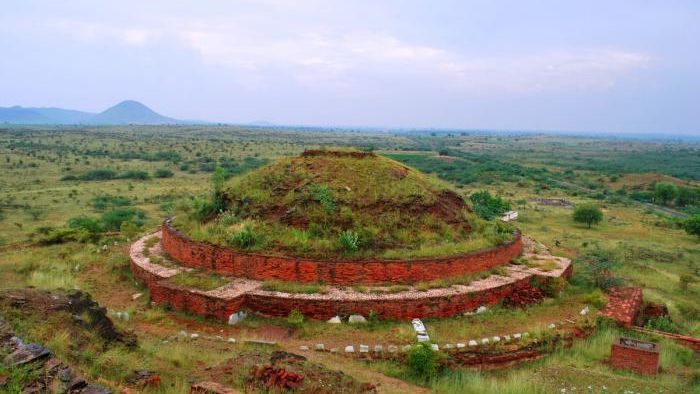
left=160, top=219, right=523, bottom=286
left=610, top=337, right=659, bottom=375
left=600, top=287, right=643, bottom=328
left=131, top=231, right=573, bottom=321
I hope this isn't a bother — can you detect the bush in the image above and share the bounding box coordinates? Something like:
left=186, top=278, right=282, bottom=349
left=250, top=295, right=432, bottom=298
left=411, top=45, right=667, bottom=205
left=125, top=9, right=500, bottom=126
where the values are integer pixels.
left=78, top=169, right=117, bottom=181
left=287, top=309, right=305, bottom=329
left=90, top=195, right=131, bottom=210
left=119, top=170, right=150, bottom=180
left=572, top=203, right=603, bottom=228
left=682, top=215, right=700, bottom=238
left=101, top=208, right=145, bottom=231
left=469, top=191, right=511, bottom=220
left=540, top=277, right=567, bottom=297
left=154, top=168, right=174, bottom=178
left=407, top=343, right=441, bottom=380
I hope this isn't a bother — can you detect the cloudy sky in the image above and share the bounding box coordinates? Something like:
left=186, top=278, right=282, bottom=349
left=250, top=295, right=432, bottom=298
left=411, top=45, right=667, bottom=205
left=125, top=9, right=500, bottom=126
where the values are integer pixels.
left=1, top=1, right=698, bottom=134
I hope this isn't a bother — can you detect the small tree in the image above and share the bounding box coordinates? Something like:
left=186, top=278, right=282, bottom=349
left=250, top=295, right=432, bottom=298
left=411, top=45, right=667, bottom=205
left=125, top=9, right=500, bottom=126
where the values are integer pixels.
left=683, top=215, right=700, bottom=239
left=654, top=182, right=678, bottom=206
left=573, top=203, right=603, bottom=228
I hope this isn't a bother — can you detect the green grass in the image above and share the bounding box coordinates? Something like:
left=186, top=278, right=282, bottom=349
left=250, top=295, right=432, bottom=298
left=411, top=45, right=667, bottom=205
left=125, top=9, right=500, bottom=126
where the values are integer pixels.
left=261, top=280, right=329, bottom=294
left=169, top=271, right=229, bottom=291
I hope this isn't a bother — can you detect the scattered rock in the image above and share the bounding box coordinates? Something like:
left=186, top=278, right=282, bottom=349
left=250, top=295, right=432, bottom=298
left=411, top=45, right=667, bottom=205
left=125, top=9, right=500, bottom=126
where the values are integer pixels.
left=314, top=344, right=324, bottom=351
left=504, top=335, right=511, bottom=342
left=492, top=336, right=501, bottom=343
left=227, top=338, right=236, bottom=343
left=401, top=345, right=412, bottom=352
left=348, top=314, right=367, bottom=324
left=388, top=345, right=398, bottom=353
left=456, top=343, right=466, bottom=349
left=344, top=345, right=354, bottom=353
left=476, top=305, right=488, bottom=314
left=299, top=345, right=309, bottom=351
left=131, top=293, right=143, bottom=301
left=580, top=306, right=590, bottom=316
left=227, top=311, right=247, bottom=325
left=481, top=338, right=490, bottom=345
left=327, top=315, right=342, bottom=324
left=359, top=344, right=369, bottom=353
left=4, top=343, right=50, bottom=366
left=430, top=344, right=439, bottom=351
left=190, top=333, right=200, bottom=340
left=373, top=345, right=383, bottom=353
left=468, top=340, right=478, bottom=347
left=513, top=333, right=522, bottom=339
left=548, top=323, right=556, bottom=329
left=416, top=333, right=430, bottom=342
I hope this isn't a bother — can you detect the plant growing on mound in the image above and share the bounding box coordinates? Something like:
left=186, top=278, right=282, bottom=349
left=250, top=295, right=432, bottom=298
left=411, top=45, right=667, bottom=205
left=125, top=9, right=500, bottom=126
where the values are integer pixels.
left=287, top=309, right=305, bottom=329
left=227, top=225, right=256, bottom=249
left=407, top=342, right=442, bottom=380
left=644, top=315, right=678, bottom=333
left=572, top=203, right=603, bottom=228
left=338, top=230, right=359, bottom=253
left=310, top=184, right=335, bottom=212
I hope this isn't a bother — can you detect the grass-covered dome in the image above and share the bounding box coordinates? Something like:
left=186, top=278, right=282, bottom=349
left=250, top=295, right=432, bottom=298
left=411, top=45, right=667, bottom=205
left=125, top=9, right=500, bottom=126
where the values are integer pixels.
left=175, top=149, right=514, bottom=259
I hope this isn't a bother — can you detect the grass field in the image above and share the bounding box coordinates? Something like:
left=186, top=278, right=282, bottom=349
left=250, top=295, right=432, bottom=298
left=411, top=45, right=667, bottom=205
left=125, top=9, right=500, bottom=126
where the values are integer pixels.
left=0, top=125, right=698, bottom=393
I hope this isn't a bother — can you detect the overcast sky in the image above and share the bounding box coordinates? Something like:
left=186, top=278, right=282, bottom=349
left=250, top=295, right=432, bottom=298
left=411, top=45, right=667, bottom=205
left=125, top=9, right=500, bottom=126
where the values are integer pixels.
left=1, top=1, right=698, bottom=134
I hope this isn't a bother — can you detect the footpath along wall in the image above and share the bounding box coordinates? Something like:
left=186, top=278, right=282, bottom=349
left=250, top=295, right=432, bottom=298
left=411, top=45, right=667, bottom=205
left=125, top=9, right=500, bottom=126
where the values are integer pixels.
left=160, top=219, right=523, bottom=286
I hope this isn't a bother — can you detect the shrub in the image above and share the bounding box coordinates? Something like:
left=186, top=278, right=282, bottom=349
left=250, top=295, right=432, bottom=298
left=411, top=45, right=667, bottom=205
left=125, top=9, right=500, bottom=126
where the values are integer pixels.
left=119, top=170, right=150, bottom=180
left=78, top=169, right=117, bottom=181
left=407, top=343, right=441, bottom=380
left=682, top=215, right=700, bottom=238
left=338, top=230, right=359, bottom=253
left=287, top=309, right=305, bottom=329
left=154, top=168, right=174, bottom=178
left=575, top=247, right=621, bottom=290
left=540, top=277, right=567, bottom=297
left=469, top=191, right=511, bottom=220
left=90, top=195, right=131, bottom=211
left=644, top=316, right=678, bottom=333
left=572, top=203, right=603, bottom=228
left=228, top=225, right=256, bottom=249
left=101, top=208, right=146, bottom=231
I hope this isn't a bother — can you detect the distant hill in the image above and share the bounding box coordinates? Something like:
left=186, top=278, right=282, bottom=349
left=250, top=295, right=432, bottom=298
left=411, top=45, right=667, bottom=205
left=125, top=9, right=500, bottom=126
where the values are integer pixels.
left=0, top=100, right=181, bottom=125
left=89, top=100, right=176, bottom=125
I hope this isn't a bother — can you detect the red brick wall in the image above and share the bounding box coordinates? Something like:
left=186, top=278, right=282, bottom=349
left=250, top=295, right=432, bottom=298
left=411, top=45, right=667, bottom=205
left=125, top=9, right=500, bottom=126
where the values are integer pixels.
left=160, top=220, right=523, bottom=286
left=130, top=254, right=543, bottom=321
left=610, top=343, right=659, bottom=375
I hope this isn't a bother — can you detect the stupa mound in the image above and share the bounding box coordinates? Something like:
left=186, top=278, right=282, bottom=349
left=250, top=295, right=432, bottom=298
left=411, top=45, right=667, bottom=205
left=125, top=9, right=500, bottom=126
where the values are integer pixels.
left=129, top=149, right=574, bottom=321
left=173, top=149, right=513, bottom=260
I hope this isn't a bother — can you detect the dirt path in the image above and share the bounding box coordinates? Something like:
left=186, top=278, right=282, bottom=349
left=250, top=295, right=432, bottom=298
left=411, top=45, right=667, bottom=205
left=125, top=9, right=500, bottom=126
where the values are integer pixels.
left=278, top=342, right=429, bottom=394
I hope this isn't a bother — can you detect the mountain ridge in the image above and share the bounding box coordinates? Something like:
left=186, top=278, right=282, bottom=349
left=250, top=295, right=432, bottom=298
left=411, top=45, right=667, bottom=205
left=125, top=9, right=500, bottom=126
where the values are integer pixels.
left=0, top=100, right=182, bottom=125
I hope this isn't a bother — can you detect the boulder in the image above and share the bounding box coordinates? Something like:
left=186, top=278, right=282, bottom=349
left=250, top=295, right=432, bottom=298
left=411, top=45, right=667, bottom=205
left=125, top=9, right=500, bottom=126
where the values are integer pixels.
left=348, top=315, right=367, bottom=324
left=4, top=343, right=50, bottom=366
left=327, top=316, right=342, bottom=324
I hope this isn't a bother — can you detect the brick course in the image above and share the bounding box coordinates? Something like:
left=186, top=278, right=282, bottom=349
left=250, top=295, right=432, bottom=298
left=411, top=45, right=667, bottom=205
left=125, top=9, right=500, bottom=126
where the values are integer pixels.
left=160, top=220, right=523, bottom=286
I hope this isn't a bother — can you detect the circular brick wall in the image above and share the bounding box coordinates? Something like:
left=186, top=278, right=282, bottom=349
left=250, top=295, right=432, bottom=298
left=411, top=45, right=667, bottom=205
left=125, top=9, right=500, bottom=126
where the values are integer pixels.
left=161, top=219, right=523, bottom=285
